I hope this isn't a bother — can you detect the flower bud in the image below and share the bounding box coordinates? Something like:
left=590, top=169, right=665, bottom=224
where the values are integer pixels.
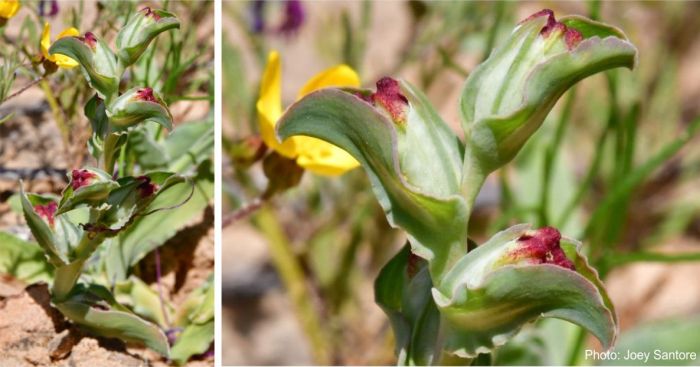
left=460, top=9, right=637, bottom=174
left=278, top=77, right=467, bottom=279
left=106, top=87, right=173, bottom=130
left=49, top=32, right=121, bottom=101
left=433, top=224, right=617, bottom=358
left=229, top=135, right=267, bottom=168
left=34, top=201, right=58, bottom=228
left=19, top=184, right=68, bottom=266
left=115, top=7, right=180, bottom=67
left=369, top=77, right=409, bottom=125
left=496, top=226, right=574, bottom=270
left=57, top=167, right=119, bottom=214
left=262, top=152, right=304, bottom=194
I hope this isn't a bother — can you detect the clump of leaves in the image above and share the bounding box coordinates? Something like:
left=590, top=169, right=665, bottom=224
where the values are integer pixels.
left=277, top=9, right=637, bottom=364
left=10, top=6, right=213, bottom=363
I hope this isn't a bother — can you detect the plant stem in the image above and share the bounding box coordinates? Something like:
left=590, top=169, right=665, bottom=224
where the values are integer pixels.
left=604, top=251, right=700, bottom=268
left=584, top=117, right=700, bottom=239
left=254, top=206, right=332, bottom=365
left=52, top=259, right=86, bottom=301
left=1, top=77, right=44, bottom=104
left=222, top=197, right=264, bottom=227
left=566, top=327, right=587, bottom=366
left=539, top=90, right=576, bottom=227
left=556, top=122, right=611, bottom=229
left=39, top=79, right=71, bottom=150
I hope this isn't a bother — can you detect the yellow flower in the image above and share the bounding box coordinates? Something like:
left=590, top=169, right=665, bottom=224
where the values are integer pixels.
left=0, top=0, right=20, bottom=19
left=41, top=22, right=79, bottom=69
left=257, top=51, right=361, bottom=176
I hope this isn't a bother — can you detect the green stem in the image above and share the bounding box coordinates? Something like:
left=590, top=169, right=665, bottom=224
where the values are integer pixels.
left=566, top=327, right=587, bottom=366
left=118, top=144, right=127, bottom=177
left=555, top=123, right=611, bottom=229
left=604, top=251, right=700, bottom=268
left=52, top=259, right=86, bottom=301
left=254, top=206, right=332, bottom=365
left=481, top=1, right=505, bottom=62
left=539, top=90, right=576, bottom=227
left=39, top=80, right=70, bottom=149
left=584, top=117, right=700, bottom=239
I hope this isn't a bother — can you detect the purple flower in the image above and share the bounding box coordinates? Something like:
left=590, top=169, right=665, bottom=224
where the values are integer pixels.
left=39, top=0, right=59, bottom=18
left=277, top=0, right=305, bottom=36
left=250, top=0, right=266, bottom=33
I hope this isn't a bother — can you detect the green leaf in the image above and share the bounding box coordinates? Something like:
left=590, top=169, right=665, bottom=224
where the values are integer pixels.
left=169, top=321, right=213, bottom=365
left=434, top=225, right=617, bottom=358
left=19, top=184, right=67, bottom=266
left=57, top=167, right=119, bottom=215
left=49, top=35, right=121, bottom=101
left=0, top=232, right=53, bottom=283
left=166, top=120, right=215, bottom=173
left=460, top=11, right=637, bottom=175
left=375, top=245, right=441, bottom=365
left=601, top=316, right=700, bottom=366
left=128, top=128, right=169, bottom=169
left=277, top=81, right=468, bottom=280
left=55, top=284, right=170, bottom=356
left=107, top=87, right=173, bottom=130
left=114, top=276, right=173, bottom=328
left=102, top=132, right=129, bottom=174
left=170, top=274, right=214, bottom=365
left=105, top=161, right=213, bottom=281
left=84, top=94, right=109, bottom=139
left=116, top=8, right=180, bottom=67
left=95, top=172, right=185, bottom=231
left=175, top=273, right=213, bottom=327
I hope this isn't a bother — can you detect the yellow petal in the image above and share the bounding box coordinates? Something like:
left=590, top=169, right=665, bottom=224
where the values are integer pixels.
left=41, top=23, right=53, bottom=61
left=54, top=27, right=80, bottom=68
left=0, top=0, right=20, bottom=19
left=296, top=136, right=360, bottom=176
left=296, top=64, right=360, bottom=99
left=292, top=64, right=361, bottom=174
left=57, top=27, right=80, bottom=39
left=54, top=54, right=79, bottom=68
left=256, top=51, right=297, bottom=158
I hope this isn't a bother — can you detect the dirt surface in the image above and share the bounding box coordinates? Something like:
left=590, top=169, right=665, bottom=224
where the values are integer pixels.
left=0, top=282, right=213, bottom=367
left=0, top=212, right=214, bottom=367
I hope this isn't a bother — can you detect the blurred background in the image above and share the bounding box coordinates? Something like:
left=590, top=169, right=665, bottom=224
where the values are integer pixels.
left=223, top=1, right=700, bottom=365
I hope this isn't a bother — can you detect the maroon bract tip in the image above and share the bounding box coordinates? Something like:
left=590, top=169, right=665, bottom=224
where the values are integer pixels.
left=71, top=169, right=96, bottom=190
left=522, top=9, right=583, bottom=50
left=371, top=77, right=409, bottom=124
left=136, top=176, right=159, bottom=198
left=80, top=32, right=97, bottom=49
left=34, top=202, right=58, bottom=227
left=135, top=88, right=158, bottom=103
left=142, top=7, right=162, bottom=21
left=564, top=28, right=583, bottom=49
left=406, top=252, right=421, bottom=279
left=511, top=226, right=575, bottom=270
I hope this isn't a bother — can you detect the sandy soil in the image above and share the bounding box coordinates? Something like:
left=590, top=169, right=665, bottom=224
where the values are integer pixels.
left=0, top=211, right=214, bottom=367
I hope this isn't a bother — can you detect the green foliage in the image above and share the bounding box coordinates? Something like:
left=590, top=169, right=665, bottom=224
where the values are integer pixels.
left=0, top=232, right=53, bottom=283
left=7, top=5, right=213, bottom=361
left=170, top=274, right=215, bottom=365
left=277, top=9, right=636, bottom=364
left=278, top=83, right=469, bottom=281
left=602, top=317, right=700, bottom=366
